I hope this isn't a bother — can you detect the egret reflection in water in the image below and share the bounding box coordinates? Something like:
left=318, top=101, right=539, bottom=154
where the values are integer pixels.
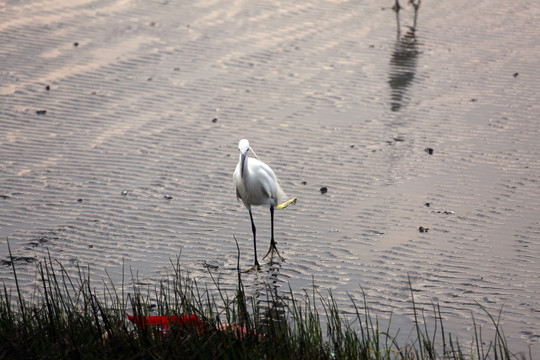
left=389, top=1, right=422, bottom=112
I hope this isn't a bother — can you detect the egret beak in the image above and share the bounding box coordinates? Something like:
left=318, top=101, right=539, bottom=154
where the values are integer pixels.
left=240, top=152, right=246, bottom=178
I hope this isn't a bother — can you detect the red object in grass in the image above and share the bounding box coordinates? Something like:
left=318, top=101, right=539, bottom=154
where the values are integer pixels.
left=128, top=314, right=204, bottom=333
left=128, top=314, right=256, bottom=339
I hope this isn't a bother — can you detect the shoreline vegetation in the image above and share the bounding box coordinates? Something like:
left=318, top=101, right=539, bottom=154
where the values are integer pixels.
left=0, top=240, right=531, bottom=359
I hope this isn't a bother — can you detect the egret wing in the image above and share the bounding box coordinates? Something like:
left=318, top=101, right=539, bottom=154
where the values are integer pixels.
left=256, top=160, right=296, bottom=208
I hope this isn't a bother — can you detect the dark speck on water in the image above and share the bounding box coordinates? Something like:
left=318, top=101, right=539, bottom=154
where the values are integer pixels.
left=320, top=186, right=328, bottom=194
left=36, top=110, right=47, bottom=115
left=212, top=117, right=218, bottom=123
left=425, top=147, right=434, bottom=155
left=203, top=261, right=219, bottom=270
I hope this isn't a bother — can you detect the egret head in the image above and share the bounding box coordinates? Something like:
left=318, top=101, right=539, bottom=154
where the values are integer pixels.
left=238, top=139, right=250, bottom=177
left=238, top=139, right=250, bottom=154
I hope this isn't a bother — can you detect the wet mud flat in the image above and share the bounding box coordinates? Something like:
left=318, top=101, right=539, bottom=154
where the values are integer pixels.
left=1, top=0, right=539, bottom=355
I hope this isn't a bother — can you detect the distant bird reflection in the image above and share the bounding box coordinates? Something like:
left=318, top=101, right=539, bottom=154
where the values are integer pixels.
left=388, top=0, right=421, bottom=112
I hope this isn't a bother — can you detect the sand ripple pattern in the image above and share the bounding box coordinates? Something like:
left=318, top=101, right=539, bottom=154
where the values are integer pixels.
left=1, top=0, right=539, bottom=354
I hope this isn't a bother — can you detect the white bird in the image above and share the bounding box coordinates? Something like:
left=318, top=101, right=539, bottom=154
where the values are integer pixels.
left=233, top=139, right=296, bottom=270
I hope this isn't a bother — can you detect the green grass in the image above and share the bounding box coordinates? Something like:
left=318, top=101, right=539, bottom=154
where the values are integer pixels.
left=0, top=239, right=531, bottom=359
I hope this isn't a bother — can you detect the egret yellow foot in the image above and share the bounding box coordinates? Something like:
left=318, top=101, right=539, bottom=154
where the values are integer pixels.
left=242, top=263, right=261, bottom=273
left=276, top=197, right=297, bottom=210
left=263, top=242, right=284, bottom=263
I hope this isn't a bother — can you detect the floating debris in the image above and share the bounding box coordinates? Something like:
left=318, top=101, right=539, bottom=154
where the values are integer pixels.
left=203, top=261, right=218, bottom=270
left=320, top=186, right=328, bottom=194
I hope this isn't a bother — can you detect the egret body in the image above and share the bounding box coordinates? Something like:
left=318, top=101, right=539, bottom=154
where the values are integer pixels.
left=233, top=139, right=296, bottom=270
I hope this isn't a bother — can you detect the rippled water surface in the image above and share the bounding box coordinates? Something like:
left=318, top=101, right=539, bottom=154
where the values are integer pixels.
left=1, top=0, right=539, bottom=355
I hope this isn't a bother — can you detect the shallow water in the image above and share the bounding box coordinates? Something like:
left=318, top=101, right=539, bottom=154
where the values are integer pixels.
left=1, top=0, right=539, bottom=355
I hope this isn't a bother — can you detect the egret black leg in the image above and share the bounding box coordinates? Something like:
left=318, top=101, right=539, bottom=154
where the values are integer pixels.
left=263, top=205, right=283, bottom=262
left=249, top=209, right=260, bottom=269
left=270, top=204, right=275, bottom=246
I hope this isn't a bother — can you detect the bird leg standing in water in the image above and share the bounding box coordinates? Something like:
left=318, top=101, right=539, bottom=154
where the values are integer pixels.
left=233, top=139, right=296, bottom=271
left=248, top=207, right=260, bottom=271
left=262, top=204, right=283, bottom=263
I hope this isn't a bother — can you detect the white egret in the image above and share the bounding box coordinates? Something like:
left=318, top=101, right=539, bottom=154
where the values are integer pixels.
left=233, top=139, right=296, bottom=270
